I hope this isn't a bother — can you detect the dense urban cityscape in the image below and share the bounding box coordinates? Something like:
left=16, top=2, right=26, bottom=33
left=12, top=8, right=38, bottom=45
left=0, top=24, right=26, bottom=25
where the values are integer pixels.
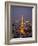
left=12, top=16, right=32, bottom=38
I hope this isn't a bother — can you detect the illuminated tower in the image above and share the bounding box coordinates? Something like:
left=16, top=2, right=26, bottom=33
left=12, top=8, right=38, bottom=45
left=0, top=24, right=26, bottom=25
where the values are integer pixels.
left=20, top=16, right=25, bottom=34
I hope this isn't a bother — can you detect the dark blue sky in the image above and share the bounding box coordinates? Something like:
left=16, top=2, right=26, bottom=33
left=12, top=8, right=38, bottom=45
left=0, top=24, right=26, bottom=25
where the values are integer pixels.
left=11, top=6, right=32, bottom=23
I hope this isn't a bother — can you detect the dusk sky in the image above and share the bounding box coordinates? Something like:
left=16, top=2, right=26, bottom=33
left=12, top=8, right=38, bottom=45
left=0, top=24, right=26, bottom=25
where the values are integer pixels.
left=11, top=5, right=32, bottom=23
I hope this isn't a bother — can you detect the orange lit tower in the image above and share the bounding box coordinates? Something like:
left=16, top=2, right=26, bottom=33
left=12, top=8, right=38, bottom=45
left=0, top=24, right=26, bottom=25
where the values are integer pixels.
left=19, top=16, right=25, bottom=34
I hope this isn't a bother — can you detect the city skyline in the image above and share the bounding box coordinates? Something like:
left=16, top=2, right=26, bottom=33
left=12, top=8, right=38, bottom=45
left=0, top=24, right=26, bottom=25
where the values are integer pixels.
left=11, top=5, right=32, bottom=38
left=11, top=6, right=32, bottom=24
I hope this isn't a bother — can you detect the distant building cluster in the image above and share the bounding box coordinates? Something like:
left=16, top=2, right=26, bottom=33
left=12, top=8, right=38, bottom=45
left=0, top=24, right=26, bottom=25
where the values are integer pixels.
left=12, top=16, right=32, bottom=38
